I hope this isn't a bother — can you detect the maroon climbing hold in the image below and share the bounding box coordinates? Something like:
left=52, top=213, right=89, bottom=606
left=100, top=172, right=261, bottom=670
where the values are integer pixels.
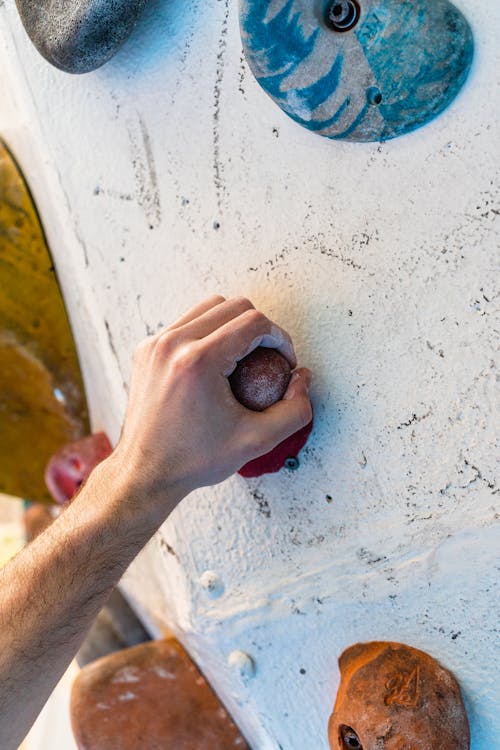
left=229, top=346, right=292, bottom=411
left=45, top=432, right=112, bottom=504
left=238, top=418, right=313, bottom=478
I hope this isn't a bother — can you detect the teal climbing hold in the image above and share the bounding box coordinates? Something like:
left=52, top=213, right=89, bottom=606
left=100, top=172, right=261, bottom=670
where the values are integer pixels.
left=240, top=0, right=474, bottom=141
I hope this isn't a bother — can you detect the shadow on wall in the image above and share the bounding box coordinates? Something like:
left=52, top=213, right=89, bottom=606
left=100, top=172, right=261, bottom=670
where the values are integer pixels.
left=100, top=0, right=212, bottom=82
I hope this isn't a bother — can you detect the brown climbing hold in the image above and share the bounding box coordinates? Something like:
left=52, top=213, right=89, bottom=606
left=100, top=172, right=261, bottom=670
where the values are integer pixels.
left=229, top=346, right=292, bottom=412
left=328, top=641, right=470, bottom=750
left=71, top=638, right=249, bottom=750
left=23, top=503, right=57, bottom=541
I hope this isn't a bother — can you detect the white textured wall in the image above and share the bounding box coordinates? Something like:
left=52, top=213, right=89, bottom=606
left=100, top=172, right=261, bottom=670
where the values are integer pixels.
left=0, top=0, right=498, bottom=747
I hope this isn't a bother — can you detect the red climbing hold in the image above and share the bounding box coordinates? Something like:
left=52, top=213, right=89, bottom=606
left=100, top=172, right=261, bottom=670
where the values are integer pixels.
left=45, top=432, right=112, bottom=504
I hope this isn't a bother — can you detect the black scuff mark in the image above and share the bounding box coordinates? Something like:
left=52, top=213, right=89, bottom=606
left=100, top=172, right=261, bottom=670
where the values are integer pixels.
left=212, top=0, right=230, bottom=212
left=238, top=51, right=247, bottom=97
left=439, top=458, right=497, bottom=496
left=357, top=547, right=388, bottom=565
left=291, top=600, right=306, bottom=615
left=426, top=340, right=445, bottom=358
left=160, top=537, right=179, bottom=560
left=246, top=245, right=293, bottom=275
left=462, top=458, right=496, bottom=491
left=250, top=489, right=271, bottom=518
left=319, top=245, right=362, bottom=270
left=397, top=408, right=432, bottom=430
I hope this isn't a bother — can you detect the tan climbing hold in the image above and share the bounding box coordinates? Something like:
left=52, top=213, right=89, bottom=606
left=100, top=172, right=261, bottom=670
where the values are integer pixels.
left=70, top=638, right=249, bottom=749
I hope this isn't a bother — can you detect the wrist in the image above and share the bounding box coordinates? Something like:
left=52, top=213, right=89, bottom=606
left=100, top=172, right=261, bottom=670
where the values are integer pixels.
left=78, top=450, right=185, bottom=539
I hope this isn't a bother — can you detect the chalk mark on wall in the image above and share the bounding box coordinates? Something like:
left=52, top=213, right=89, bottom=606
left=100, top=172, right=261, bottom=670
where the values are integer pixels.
left=128, top=116, right=162, bottom=230
left=104, top=319, right=129, bottom=394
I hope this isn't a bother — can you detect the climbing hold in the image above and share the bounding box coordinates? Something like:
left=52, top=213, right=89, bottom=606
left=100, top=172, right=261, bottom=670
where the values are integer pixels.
left=240, top=0, right=474, bottom=141
left=45, top=433, right=113, bottom=504
left=15, top=0, right=147, bottom=74
left=23, top=503, right=58, bottom=542
left=70, top=639, right=249, bottom=749
left=229, top=346, right=292, bottom=411
left=0, top=141, right=89, bottom=503
left=238, top=418, right=313, bottom=477
left=328, top=641, right=470, bottom=750
left=228, top=345, right=312, bottom=477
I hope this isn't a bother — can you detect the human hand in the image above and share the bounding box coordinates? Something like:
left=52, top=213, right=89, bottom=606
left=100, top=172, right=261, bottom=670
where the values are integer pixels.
left=111, top=295, right=312, bottom=510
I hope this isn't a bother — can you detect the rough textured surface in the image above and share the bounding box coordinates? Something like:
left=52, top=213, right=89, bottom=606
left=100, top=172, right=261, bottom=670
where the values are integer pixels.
left=15, top=0, right=147, bottom=74
left=71, top=639, right=249, bottom=749
left=230, top=346, right=292, bottom=411
left=45, top=432, right=112, bottom=504
left=0, top=141, right=88, bottom=503
left=0, top=0, right=498, bottom=746
left=240, top=0, right=474, bottom=141
left=329, top=641, right=470, bottom=750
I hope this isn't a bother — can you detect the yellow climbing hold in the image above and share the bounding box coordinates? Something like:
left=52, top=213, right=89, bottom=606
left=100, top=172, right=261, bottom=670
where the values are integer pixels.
left=0, top=141, right=89, bottom=502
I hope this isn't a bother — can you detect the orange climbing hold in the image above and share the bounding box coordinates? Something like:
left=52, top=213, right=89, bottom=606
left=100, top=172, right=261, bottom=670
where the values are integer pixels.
left=71, top=638, right=250, bottom=749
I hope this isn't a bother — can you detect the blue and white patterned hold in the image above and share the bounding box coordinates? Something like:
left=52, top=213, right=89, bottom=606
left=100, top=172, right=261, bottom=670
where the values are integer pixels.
left=240, top=0, right=474, bottom=141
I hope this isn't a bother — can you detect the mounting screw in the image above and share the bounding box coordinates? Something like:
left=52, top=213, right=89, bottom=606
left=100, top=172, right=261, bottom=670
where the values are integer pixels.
left=228, top=650, right=256, bottom=681
left=200, top=570, right=224, bottom=599
left=325, top=0, right=361, bottom=32
left=285, top=456, right=300, bottom=470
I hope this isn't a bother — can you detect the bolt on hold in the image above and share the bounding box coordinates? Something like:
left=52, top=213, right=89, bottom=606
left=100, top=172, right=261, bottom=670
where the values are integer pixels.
left=325, top=0, right=361, bottom=32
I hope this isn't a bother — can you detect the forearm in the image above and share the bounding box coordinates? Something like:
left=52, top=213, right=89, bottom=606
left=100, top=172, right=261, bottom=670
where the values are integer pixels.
left=0, top=457, right=178, bottom=750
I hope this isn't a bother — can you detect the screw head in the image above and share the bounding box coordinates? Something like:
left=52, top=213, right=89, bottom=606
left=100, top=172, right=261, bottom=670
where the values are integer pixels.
left=200, top=570, right=224, bottom=599
left=284, top=456, right=300, bottom=470
left=325, top=0, right=361, bottom=32
left=228, top=650, right=256, bottom=681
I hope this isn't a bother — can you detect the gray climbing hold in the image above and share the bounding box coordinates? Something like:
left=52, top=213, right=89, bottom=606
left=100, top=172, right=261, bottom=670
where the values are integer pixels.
left=240, top=0, right=474, bottom=141
left=15, top=0, right=147, bottom=74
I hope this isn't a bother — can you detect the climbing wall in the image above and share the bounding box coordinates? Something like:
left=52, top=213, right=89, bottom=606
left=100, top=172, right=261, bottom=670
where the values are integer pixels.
left=0, top=0, right=498, bottom=747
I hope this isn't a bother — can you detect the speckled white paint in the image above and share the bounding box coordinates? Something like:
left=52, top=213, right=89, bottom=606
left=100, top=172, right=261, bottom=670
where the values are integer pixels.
left=0, top=1, right=498, bottom=748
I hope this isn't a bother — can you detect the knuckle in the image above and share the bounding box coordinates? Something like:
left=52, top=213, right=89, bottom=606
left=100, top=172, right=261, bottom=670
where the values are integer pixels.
left=156, top=331, right=178, bottom=355
left=244, top=308, right=267, bottom=327
left=211, top=294, right=227, bottom=305
left=232, top=296, right=254, bottom=312
left=172, top=343, right=206, bottom=374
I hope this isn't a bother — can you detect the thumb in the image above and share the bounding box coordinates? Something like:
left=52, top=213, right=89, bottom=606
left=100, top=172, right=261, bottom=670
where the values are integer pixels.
left=249, top=368, right=313, bottom=454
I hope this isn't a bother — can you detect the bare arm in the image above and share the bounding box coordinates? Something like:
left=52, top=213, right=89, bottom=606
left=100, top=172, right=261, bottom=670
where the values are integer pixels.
left=0, top=295, right=312, bottom=749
